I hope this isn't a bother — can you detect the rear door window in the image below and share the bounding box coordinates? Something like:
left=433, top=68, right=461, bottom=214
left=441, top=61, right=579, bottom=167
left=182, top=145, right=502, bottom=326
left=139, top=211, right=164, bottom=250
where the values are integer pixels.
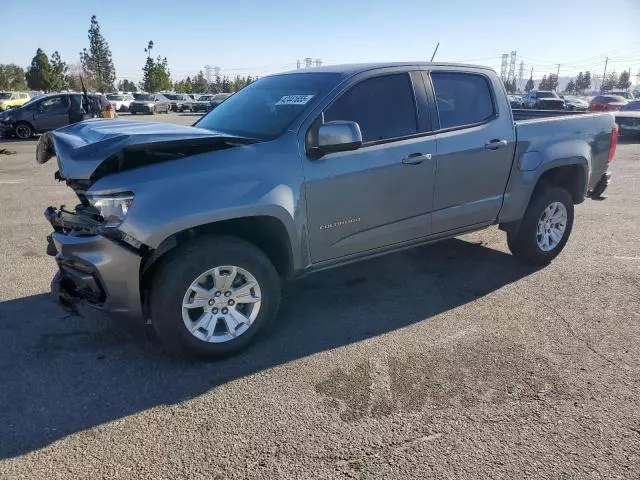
left=324, top=74, right=418, bottom=143
left=431, top=72, right=495, bottom=129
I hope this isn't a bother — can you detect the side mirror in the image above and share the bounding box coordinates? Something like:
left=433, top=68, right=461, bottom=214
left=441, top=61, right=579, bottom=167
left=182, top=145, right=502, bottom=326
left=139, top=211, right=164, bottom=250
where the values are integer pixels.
left=316, top=121, right=362, bottom=155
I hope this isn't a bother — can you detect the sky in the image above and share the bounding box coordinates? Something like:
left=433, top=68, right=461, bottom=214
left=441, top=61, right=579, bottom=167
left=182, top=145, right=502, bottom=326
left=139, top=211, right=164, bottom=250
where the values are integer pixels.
left=2, top=0, right=640, bottom=86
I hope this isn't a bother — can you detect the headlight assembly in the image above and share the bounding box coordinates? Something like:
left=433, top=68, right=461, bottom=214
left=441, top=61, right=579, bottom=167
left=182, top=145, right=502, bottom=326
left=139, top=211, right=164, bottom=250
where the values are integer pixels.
left=87, top=192, right=134, bottom=227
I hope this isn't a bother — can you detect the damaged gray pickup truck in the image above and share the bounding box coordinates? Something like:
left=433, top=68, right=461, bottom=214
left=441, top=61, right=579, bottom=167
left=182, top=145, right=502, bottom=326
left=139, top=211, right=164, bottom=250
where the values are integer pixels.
left=38, top=63, right=617, bottom=358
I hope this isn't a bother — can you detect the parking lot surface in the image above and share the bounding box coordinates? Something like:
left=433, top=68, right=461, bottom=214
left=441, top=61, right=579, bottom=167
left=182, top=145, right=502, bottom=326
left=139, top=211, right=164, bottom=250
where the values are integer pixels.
left=0, top=114, right=639, bottom=479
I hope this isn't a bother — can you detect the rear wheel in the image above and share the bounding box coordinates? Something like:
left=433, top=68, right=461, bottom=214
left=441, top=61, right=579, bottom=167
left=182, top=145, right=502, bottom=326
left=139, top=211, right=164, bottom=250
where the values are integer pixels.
left=150, top=236, right=281, bottom=359
left=14, top=122, right=34, bottom=139
left=507, top=186, right=574, bottom=264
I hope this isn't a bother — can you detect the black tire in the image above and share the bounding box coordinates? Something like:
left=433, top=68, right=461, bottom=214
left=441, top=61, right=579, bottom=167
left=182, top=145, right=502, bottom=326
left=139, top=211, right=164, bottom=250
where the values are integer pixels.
left=149, top=235, right=281, bottom=359
left=507, top=185, right=574, bottom=265
left=14, top=122, right=34, bottom=139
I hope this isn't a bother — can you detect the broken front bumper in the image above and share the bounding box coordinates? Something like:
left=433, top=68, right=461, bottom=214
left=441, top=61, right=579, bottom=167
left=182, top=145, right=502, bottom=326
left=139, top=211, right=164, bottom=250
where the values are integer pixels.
left=48, top=232, right=143, bottom=318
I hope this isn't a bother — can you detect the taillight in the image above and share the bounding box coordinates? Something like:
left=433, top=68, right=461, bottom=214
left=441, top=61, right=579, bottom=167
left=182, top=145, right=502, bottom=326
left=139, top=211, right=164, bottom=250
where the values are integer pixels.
left=608, top=123, right=618, bottom=162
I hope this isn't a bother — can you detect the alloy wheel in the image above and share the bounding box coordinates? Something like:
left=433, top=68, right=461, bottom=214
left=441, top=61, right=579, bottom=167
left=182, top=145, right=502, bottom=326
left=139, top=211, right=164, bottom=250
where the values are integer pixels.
left=181, top=265, right=262, bottom=343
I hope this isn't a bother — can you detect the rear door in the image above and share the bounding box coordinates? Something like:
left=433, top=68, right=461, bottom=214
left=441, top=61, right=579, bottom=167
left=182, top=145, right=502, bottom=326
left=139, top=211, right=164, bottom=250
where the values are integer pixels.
left=427, top=70, right=516, bottom=233
left=33, top=95, right=70, bottom=131
left=303, top=71, right=438, bottom=263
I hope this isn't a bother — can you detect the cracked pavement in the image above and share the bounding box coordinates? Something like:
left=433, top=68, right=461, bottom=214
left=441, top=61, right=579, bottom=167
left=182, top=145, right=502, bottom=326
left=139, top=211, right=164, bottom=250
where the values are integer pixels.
left=0, top=115, right=639, bottom=479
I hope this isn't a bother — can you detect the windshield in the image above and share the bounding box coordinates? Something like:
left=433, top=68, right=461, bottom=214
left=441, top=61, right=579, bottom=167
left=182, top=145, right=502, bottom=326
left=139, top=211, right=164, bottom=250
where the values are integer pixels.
left=195, top=73, right=341, bottom=139
left=107, top=94, right=125, bottom=101
left=0, top=93, right=12, bottom=100
left=198, top=95, right=213, bottom=101
left=164, top=94, right=179, bottom=100
left=537, top=92, right=557, bottom=98
left=136, top=94, right=154, bottom=101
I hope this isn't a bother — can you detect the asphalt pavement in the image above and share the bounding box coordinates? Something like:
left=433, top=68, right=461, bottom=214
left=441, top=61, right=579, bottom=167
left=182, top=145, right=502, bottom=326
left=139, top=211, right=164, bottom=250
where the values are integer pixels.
left=0, top=114, right=639, bottom=479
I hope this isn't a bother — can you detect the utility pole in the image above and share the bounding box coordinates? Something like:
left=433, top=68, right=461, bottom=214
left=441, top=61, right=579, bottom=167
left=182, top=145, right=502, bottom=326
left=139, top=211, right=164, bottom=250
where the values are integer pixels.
left=601, top=57, right=609, bottom=92
left=518, top=61, right=525, bottom=92
left=500, top=53, right=509, bottom=81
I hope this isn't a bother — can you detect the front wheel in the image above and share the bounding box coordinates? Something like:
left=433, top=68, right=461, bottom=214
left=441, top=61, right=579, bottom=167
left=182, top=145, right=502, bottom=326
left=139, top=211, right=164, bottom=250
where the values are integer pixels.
left=507, top=186, right=574, bottom=264
left=150, top=236, right=281, bottom=359
left=14, top=122, right=34, bottom=139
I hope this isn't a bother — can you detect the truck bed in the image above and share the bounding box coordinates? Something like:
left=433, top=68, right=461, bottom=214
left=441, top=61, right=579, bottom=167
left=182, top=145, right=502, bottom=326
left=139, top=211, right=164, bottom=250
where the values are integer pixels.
left=513, top=110, right=615, bottom=193
left=512, top=109, right=589, bottom=121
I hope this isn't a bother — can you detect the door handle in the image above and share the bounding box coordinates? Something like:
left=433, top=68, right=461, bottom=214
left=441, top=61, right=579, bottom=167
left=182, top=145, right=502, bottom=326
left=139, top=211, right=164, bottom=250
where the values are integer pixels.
left=484, top=139, right=508, bottom=150
left=401, top=153, right=432, bottom=165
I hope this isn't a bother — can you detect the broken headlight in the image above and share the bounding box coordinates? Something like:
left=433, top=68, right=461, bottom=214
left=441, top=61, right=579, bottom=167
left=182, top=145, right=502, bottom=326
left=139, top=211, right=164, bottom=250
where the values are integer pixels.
left=87, top=192, right=134, bottom=227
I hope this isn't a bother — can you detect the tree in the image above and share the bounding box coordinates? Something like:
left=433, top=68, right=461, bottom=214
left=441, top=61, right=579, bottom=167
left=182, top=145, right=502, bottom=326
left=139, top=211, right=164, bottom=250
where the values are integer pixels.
left=221, top=76, right=232, bottom=92
left=525, top=77, right=534, bottom=92
left=565, top=79, right=575, bottom=94
left=26, top=48, right=53, bottom=92
left=118, top=79, right=137, bottom=92
left=0, top=64, right=27, bottom=90
left=538, top=75, right=548, bottom=90
left=49, top=51, right=68, bottom=91
left=80, top=15, right=116, bottom=91
left=174, top=77, right=194, bottom=94
left=547, top=73, right=559, bottom=91
left=582, top=71, right=592, bottom=92
left=64, top=63, right=85, bottom=92
left=192, top=71, right=208, bottom=93
left=141, top=54, right=172, bottom=92
left=601, top=71, right=618, bottom=92
left=617, top=70, right=631, bottom=90
left=575, top=72, right=584, bottom=93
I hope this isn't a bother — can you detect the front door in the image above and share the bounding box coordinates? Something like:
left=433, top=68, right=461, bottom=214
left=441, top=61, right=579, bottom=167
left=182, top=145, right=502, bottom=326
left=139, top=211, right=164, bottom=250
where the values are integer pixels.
left=428, top=71, right=516, bottom=233
left=33, top=95, right=70, bottom=131
left=303, top=72, right=437, bottom=263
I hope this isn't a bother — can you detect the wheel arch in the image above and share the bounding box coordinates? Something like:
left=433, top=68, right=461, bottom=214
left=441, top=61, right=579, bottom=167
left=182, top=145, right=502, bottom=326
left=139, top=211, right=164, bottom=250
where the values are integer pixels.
left=139, top=214, right=297, bottom=316
left=499, top=156, right=588, bottom=231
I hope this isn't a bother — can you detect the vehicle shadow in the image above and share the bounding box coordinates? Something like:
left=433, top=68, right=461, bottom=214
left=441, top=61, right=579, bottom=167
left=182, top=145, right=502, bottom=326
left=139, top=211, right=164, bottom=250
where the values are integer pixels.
left=0, top=237, right=539, bottom=459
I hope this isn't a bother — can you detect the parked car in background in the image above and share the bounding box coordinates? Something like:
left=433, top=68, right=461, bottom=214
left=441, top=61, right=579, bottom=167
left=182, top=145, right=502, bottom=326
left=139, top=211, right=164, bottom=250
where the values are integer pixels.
left=508, top=94, right=524, bottom=109
left=562, top=95, right=589, bottom=111
left=164, top=93, right=194, bottom=112
left=522, top=90, right=565, bottom=110
left=588, top=95, right=627, bottom=111
left=38, top=62, right=617, bottom=358
left=106, top=93, right=135, bottom=112
left=615, top=100, right=640, bottom=137
left=129, top=94, right=172, bottom=115
left=0, top=91, right=31, bottom=110
left=191, top=94, right=215, bottom=112
left=0, top=92, right=112, bottom=139
left=207, top=93, right=233, bottom=111
left=606, top=91, right=635, bottom=100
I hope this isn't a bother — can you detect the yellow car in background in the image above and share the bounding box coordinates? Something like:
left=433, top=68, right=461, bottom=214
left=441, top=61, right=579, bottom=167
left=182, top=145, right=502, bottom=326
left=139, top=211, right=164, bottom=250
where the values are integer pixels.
left=0, top=92, right=31, bottom=110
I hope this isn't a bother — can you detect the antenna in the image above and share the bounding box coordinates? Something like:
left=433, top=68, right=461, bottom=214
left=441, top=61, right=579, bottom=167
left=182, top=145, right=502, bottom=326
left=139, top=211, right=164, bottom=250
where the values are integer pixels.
left=430, top=42, right=440, bottom=62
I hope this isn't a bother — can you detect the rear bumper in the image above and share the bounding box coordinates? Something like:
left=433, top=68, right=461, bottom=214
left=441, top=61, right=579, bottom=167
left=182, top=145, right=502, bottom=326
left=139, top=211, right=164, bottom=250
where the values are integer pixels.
left=48, top=232, right=143, bottom=318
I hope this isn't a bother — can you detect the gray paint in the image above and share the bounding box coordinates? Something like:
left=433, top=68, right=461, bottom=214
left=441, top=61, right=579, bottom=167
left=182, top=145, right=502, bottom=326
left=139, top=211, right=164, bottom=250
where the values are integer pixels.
left=45, top=62, right=615, bottom=318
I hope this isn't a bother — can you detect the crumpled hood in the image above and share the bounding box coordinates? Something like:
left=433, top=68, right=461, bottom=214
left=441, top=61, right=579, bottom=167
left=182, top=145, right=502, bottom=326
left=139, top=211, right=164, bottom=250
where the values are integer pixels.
left=37, top=119, right=241, bottom=180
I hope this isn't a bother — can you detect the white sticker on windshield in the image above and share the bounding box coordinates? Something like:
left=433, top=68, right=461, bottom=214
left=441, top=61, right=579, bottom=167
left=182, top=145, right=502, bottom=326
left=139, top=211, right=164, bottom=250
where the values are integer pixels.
left=275, top=94, right=314, bottom=106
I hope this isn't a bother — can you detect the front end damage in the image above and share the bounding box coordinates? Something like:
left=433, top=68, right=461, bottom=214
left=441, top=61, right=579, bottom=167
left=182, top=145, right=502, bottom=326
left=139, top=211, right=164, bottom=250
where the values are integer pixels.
left=45, top=204, right=143, bottom=318
left=39, top=120, right=247, bottom=318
